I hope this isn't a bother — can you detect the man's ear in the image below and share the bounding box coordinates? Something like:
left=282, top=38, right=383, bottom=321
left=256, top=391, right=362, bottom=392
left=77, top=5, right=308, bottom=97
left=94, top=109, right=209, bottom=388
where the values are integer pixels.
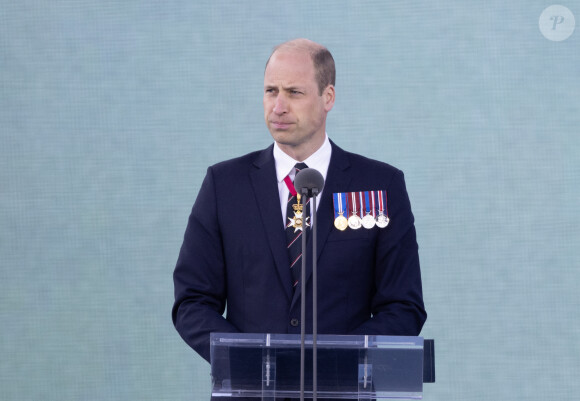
left=323, top=85, right=335, bottom=112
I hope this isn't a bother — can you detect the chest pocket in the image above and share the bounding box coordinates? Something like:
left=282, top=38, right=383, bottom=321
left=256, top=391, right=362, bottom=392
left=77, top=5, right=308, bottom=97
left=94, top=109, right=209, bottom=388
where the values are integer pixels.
left=326, top=226, right=373, bottom=242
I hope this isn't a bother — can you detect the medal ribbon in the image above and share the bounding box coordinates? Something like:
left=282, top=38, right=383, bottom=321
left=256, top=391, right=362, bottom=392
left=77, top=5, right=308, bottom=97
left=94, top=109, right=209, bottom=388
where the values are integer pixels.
left=345, top=192, right=350, bottom=219
left=362, top=191, right=371, bottom=216
left=283, top=175, right=297, bottom=196
left=376, top=190, right=385, bottom=214
left=333, top=192, right=346, bottom=219
left=349, top=192, right=361, bottom=219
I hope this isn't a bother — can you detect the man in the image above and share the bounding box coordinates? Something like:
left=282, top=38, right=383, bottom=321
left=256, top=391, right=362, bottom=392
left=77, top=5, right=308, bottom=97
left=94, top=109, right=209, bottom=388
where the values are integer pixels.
left=172, top=38, right=426, bottom=386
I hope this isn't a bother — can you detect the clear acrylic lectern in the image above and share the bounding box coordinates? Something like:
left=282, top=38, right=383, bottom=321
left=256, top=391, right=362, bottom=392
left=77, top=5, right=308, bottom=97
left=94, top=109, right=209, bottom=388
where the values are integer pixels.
left=210, top=333, right=428, bottom=400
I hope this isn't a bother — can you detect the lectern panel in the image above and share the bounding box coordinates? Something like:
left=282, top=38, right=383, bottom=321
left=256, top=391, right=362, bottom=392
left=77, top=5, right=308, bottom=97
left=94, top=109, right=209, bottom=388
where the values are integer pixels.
left=210, top=333, right=425, bottom=399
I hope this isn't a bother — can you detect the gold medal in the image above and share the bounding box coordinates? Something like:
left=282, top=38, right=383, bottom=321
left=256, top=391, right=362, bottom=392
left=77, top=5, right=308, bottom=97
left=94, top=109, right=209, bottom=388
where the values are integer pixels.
left=333, top=192, right=348, bottom=231
left=334, top=214, right=348, bottom=231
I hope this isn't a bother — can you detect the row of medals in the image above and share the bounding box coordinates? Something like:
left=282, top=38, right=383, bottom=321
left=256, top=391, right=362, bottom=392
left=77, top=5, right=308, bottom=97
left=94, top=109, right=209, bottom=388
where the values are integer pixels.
left=289, top=194, right=389, bottom=232
left=334, top=211, right=389, bottom=231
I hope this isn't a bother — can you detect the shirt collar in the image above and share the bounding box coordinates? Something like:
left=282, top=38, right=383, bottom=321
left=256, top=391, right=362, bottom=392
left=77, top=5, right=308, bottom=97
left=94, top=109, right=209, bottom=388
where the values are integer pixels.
left=273, top=134, right=332, bottom=182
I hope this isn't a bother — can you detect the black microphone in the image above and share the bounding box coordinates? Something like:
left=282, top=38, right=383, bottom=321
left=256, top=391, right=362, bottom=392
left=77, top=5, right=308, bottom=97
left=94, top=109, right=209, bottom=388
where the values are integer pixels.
left=294, top=168, right=324, bottom=198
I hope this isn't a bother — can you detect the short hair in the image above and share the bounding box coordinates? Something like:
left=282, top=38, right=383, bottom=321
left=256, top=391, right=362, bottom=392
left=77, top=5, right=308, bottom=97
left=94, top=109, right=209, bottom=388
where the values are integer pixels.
left=266, top=39, right=336, bottom=95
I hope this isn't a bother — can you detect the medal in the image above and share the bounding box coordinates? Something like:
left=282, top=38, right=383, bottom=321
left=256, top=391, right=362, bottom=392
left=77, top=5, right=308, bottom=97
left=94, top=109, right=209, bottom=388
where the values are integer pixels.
left=333, top=192, right=348, bottom=231
left=335, top=216, right=348, bottom=231
left=335, top=215, right=348, bottom=231
left=375, top=190, right=390, bottom=228
left=347, top=192, right=362, bottom=230
left=376, top=213, right=389, bottom=228
left=284, top=173, right=311, bottom=232
left=288, top=193, right=310, bottom=232
left=361, top=191, right=376, bottom=229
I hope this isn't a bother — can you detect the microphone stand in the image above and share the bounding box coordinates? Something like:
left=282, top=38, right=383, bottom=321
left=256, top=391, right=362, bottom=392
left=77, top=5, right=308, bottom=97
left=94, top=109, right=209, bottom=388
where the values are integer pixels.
left=294, top=168, right=324, bottom=401
left=300, top=186, right=320, bottom=401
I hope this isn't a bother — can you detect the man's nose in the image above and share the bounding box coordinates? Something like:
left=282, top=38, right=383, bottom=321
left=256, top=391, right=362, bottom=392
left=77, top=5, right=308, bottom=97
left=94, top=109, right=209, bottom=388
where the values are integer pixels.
left=272, top=95, right=287, bottom=114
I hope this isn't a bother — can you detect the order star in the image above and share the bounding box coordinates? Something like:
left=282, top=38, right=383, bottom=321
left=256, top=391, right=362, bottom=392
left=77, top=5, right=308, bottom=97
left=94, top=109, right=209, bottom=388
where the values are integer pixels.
left=288, top=212, right=304, bottom=233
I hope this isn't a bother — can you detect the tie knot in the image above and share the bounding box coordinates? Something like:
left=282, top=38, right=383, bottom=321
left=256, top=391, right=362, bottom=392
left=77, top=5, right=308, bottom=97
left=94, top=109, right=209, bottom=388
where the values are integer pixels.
left=294, top=162, right=308, bottom=172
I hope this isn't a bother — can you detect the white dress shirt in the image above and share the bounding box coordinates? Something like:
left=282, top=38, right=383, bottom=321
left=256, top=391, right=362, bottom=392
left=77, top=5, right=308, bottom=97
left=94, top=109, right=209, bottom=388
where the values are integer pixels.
left=273, top=134, right=332, bottom=227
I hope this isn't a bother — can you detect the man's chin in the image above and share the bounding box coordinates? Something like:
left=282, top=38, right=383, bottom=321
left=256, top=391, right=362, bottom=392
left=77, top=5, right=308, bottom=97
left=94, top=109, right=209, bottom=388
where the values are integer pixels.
left=269, top=130, right=296, bottom=144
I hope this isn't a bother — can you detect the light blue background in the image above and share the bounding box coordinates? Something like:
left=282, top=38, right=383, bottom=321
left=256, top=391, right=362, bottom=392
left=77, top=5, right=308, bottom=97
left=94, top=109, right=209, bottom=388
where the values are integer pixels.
left=1, top=1, right=579, bottom=400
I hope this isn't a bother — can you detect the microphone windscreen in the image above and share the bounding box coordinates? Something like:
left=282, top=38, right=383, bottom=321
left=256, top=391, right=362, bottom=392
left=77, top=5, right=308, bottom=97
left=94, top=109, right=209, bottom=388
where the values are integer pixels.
left=294, top=168, right=325, bottom=195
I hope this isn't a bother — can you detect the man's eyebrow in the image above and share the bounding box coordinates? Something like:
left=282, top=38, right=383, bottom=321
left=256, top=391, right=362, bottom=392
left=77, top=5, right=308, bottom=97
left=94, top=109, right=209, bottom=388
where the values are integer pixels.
left=264, top=84, right=306, bottom=92
left=275, top=85, right=307, bottom=94
left=264, top=84, right=305, bottom=91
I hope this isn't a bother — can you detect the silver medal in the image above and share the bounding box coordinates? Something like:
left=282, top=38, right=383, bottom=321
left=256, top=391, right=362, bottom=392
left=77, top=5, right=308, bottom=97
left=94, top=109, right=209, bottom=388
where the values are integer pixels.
left=376, top=213, right=389, bottom=228
left=348, top=215, right=362, bottom=230
left=361, top=213, right=376, bottom=229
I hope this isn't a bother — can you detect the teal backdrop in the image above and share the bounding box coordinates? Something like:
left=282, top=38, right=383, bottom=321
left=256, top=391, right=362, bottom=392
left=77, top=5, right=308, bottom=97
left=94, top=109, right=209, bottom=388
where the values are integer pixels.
left=1, top=1, right=579, bottom=400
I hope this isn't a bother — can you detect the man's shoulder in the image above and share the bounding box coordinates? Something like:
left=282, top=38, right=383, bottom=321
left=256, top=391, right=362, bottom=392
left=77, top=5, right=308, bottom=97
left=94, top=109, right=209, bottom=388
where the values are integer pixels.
left=333, top=142, right=402, bottom=177
left=209, top=145, right=273, bottom=174
left=349, top=151, right=400, bottom=172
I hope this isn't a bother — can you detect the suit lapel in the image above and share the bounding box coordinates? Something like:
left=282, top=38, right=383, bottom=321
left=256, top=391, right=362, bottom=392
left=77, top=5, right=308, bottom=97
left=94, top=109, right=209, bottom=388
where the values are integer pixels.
left=315, top=142, right=353, bottom=261
left=292, top=141, right=352, bottom=304
left=249, top=146, right=293, bottom=302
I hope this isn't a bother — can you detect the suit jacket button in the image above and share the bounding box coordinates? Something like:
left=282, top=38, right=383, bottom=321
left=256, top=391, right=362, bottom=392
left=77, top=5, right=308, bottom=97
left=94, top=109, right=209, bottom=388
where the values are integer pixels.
left=290, top=318, right=299, bottom=327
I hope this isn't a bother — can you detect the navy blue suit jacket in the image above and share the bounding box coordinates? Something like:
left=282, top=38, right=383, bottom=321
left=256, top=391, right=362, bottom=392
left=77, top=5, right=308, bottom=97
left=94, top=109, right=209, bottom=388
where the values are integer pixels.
left=173, top=141, right=426, bottom=363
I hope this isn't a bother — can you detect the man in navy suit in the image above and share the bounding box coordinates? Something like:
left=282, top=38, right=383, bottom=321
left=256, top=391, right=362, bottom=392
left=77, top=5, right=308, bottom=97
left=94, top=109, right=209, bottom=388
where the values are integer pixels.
left=173, top=38, right=426, bottom=379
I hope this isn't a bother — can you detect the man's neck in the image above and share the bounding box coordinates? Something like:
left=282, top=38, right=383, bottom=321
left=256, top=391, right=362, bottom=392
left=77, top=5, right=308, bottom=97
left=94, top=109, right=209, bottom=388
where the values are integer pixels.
left=275, top=136, right=326, bottom=162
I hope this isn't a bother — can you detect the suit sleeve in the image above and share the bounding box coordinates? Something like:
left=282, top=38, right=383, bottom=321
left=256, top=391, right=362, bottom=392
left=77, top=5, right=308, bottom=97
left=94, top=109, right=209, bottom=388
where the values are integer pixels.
left=350, top=169, right=427, bottom=336
left=172, top=167, right=239, bottom=363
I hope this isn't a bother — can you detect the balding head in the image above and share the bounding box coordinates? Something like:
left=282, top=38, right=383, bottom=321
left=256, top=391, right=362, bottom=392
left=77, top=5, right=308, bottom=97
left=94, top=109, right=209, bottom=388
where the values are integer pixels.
left=266, top=39, right=335, bottom=95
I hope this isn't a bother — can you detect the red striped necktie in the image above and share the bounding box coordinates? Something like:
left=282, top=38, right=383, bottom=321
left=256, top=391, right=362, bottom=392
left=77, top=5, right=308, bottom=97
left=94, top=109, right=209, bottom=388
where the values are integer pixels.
left=284, top=162, right=310, bottom=288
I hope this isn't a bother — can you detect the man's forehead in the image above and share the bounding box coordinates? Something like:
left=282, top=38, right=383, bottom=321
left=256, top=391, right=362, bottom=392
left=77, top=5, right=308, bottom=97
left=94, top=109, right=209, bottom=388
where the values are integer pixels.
left=264, top=51, right=315, bottom=83
left=269, top=47, right=312, bottom=63
left=264, top=73, right=315, bottom=89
